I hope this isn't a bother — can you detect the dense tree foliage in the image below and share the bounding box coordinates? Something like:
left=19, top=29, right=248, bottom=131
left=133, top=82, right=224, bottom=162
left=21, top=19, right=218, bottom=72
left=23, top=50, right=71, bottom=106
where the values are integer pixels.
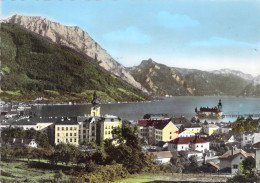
left=232, top=118, right=258, bottom=134
left=0, top=23, right=149, bottom=102
left=1, top=127, right=49, bottom=147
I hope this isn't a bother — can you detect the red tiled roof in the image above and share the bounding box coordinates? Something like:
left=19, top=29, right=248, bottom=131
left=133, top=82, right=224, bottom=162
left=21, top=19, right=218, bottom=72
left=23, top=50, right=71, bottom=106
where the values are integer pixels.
left=199, top=107, right=220, bottom=113
left=168, top=136, right=207, bottom=145
left=137, top=119, right=171, bottom=127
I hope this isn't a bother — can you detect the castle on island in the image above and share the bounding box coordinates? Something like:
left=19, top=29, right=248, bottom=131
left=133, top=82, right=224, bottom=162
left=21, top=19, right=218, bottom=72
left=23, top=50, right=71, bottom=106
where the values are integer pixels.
left=195, top=99, right=223, bottom=119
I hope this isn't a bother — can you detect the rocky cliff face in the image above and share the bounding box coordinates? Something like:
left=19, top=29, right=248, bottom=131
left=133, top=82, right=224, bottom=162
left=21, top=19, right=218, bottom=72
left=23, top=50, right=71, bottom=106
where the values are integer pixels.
left=129, top=59, right=256, bottom=96
left=6, top=15, right=148, bottom=93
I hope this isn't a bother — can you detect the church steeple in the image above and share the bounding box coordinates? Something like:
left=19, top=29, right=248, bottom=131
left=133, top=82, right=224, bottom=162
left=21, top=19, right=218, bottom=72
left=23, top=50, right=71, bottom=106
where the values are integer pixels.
left=218, top=99, right=222, bottom=111
left=89, top=91, right=101, bottom=117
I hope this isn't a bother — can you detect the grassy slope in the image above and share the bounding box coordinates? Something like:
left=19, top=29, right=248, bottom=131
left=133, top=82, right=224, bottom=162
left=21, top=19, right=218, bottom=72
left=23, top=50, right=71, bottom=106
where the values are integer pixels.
left=0, top=23, right=149, bottom=102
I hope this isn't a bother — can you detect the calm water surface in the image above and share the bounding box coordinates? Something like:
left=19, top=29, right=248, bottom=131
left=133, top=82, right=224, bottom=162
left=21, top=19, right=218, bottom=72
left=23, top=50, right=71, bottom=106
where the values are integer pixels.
left=33, top=96, right=260, bottom=121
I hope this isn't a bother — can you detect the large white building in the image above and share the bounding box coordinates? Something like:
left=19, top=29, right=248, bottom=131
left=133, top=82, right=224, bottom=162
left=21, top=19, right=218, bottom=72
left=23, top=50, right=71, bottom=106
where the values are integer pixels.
left=168, top=136, right=209, bottom=153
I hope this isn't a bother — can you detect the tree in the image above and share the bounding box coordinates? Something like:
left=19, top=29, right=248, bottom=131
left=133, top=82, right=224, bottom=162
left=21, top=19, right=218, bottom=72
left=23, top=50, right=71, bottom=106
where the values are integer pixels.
left=242, top=156, right=256, bottom=175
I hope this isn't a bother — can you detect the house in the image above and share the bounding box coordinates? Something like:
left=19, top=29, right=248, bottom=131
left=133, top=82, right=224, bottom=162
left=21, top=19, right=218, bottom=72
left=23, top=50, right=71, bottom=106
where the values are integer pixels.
left=3, top=138, right=37, bottom=148
left=253, top=142, right=260, bottom=172
left=184, top=123, right=202, bottom=135
left=54, top=118, right=79, bottom=146
left=137, top=118, right=179, bottom=145
left=178, top=129, right=195, bottom=137
left=218, top=148, right=254, bottom=174
left=168, top=136, right=209, bottom=153
left=146, top=151, right=174, bottom=164
left=200, top=161, right=220, bottom=173
left=202, top=124, right=219, bottom=136
left=241, top=132, right=260, bottom=149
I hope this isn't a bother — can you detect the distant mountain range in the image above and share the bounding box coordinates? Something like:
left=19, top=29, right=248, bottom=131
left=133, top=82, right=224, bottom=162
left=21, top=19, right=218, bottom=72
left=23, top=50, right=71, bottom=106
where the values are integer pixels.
left=128, top=59, right=260, bottom=97
left=1, top=15, right=260, bottom=101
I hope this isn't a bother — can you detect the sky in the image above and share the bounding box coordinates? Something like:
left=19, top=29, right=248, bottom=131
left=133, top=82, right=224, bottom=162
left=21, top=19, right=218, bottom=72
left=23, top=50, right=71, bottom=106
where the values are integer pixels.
left=2, top=0, right=260, bottom=76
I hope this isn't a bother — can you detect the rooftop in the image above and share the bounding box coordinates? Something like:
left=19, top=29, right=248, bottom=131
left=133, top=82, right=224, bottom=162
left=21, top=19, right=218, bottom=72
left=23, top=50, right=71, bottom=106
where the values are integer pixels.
left=169, top=136, right=207, bottom=145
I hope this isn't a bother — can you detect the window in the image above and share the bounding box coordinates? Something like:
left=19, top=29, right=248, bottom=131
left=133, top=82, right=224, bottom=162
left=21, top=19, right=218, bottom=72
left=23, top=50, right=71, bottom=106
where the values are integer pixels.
left=105, top=126, right=107, bottom=129
left=197, top=145, right=198, bottom=147
left=74, top=133, right=76, bottom=136
left=74, top=139, right=77, bottom=142
left=105, top=131, right=107, bottom=135
left=57, top=133, right=59, bottom=137
left=170, top=132, right=172, bottom=134
left=74, top=127, right=77, bottom=130
left=182, top=146, right=184, bottom=149
left=66, top=139, right=68, bottom=142
left=109, top=126, right=110, bottom=129
left=57, top=139, right=59, bottom=142
left=66, top=127, right=68, bottom=130
left=245, top=137, right=247, bottom=140
left=108, top=131, right=110, bottom=134
left=70, top=127, right=72, bottom=130
left=66, top=133, right=68, bottom=136
left=240, top=157, right=243, bottom=160
left=70, top=139, right=72, bottom=142
left=201, top=145, right=203, bottom=147
left=233, top=164, right=238, bottom=169
left=70, top=133, right=72, bottom=136
left=62, top=127, right=64, bottom=131
left=170, top=136, right=172, bottom=139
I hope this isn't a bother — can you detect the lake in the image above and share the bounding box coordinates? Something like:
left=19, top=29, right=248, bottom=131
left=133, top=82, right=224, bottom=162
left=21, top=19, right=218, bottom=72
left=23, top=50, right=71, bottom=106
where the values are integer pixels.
left=32, top=96, right=260, bottom=122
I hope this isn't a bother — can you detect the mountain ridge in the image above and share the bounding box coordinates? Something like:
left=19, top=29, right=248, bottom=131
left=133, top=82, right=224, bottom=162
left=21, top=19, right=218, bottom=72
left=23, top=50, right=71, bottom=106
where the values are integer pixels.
left=129, top=59, right=260, bottom=97
left=5, top=14, right=148, bottom=94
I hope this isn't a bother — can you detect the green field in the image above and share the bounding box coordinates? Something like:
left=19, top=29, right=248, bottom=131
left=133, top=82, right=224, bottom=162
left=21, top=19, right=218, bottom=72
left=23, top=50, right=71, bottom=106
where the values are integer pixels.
left=113, top=174, right=228, bottom=183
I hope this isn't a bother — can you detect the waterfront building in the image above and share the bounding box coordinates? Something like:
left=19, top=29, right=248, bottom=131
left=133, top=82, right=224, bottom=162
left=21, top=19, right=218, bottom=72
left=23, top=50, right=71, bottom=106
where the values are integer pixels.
left=195, top=99, right=223, bottom=119
left=54, top=118, right=79, bottom=146
left=168, top=136, right=209, bottom=153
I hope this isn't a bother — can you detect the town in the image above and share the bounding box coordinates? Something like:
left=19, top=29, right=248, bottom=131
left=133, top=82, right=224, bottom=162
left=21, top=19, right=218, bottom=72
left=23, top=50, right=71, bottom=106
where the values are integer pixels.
left=1, top=95, right=260, bottom=183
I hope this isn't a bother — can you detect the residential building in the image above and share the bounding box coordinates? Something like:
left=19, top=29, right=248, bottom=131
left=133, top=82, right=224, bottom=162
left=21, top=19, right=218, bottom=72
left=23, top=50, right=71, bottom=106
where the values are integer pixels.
left=202, top=124, right=219, bottom=136
left=178, top=129, right=195, bottom=137
left=78, top=116, right=101, bottom=144
left=218, top=148, right=254, bottom=174
left=168, top=136, right=209, bottom=153
left=137, top=119, right=178, bottom=145
left=241, top=133, right=260, bottom=148
left=2, top=138, right=38, bottom=148
left=146, top=151, right=174, bottom=164
left=54, top=118, right=79, bottom=146
left=253, top=142, right=260, bottom=172
left=98, top=114, right=122, bottom=144
left=184, top=123, right=202, bottom=135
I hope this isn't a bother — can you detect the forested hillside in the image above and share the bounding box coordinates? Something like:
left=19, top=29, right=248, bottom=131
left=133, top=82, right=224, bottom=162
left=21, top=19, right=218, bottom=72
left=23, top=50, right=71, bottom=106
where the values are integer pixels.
left=0, top=23, right=149, bottom=102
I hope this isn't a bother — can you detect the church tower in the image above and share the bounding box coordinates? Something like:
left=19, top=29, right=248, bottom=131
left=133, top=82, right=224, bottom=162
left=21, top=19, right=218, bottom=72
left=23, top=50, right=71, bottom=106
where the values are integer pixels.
left=89, top=91, right=101, bottom=117
left=217, top=99, right=222, bottom=111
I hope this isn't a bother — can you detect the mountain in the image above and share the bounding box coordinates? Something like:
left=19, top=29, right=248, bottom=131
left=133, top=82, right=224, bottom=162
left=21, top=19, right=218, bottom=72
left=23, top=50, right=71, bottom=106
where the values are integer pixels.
left=211, top=69, right=254, bottom=81
left=6, top=14, right=148, bottom=94
left=129, top=59, right=257, bottom=96
left=254, top=75, right=260, bottom=85
left=0, top=23, right=149, bottom=102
